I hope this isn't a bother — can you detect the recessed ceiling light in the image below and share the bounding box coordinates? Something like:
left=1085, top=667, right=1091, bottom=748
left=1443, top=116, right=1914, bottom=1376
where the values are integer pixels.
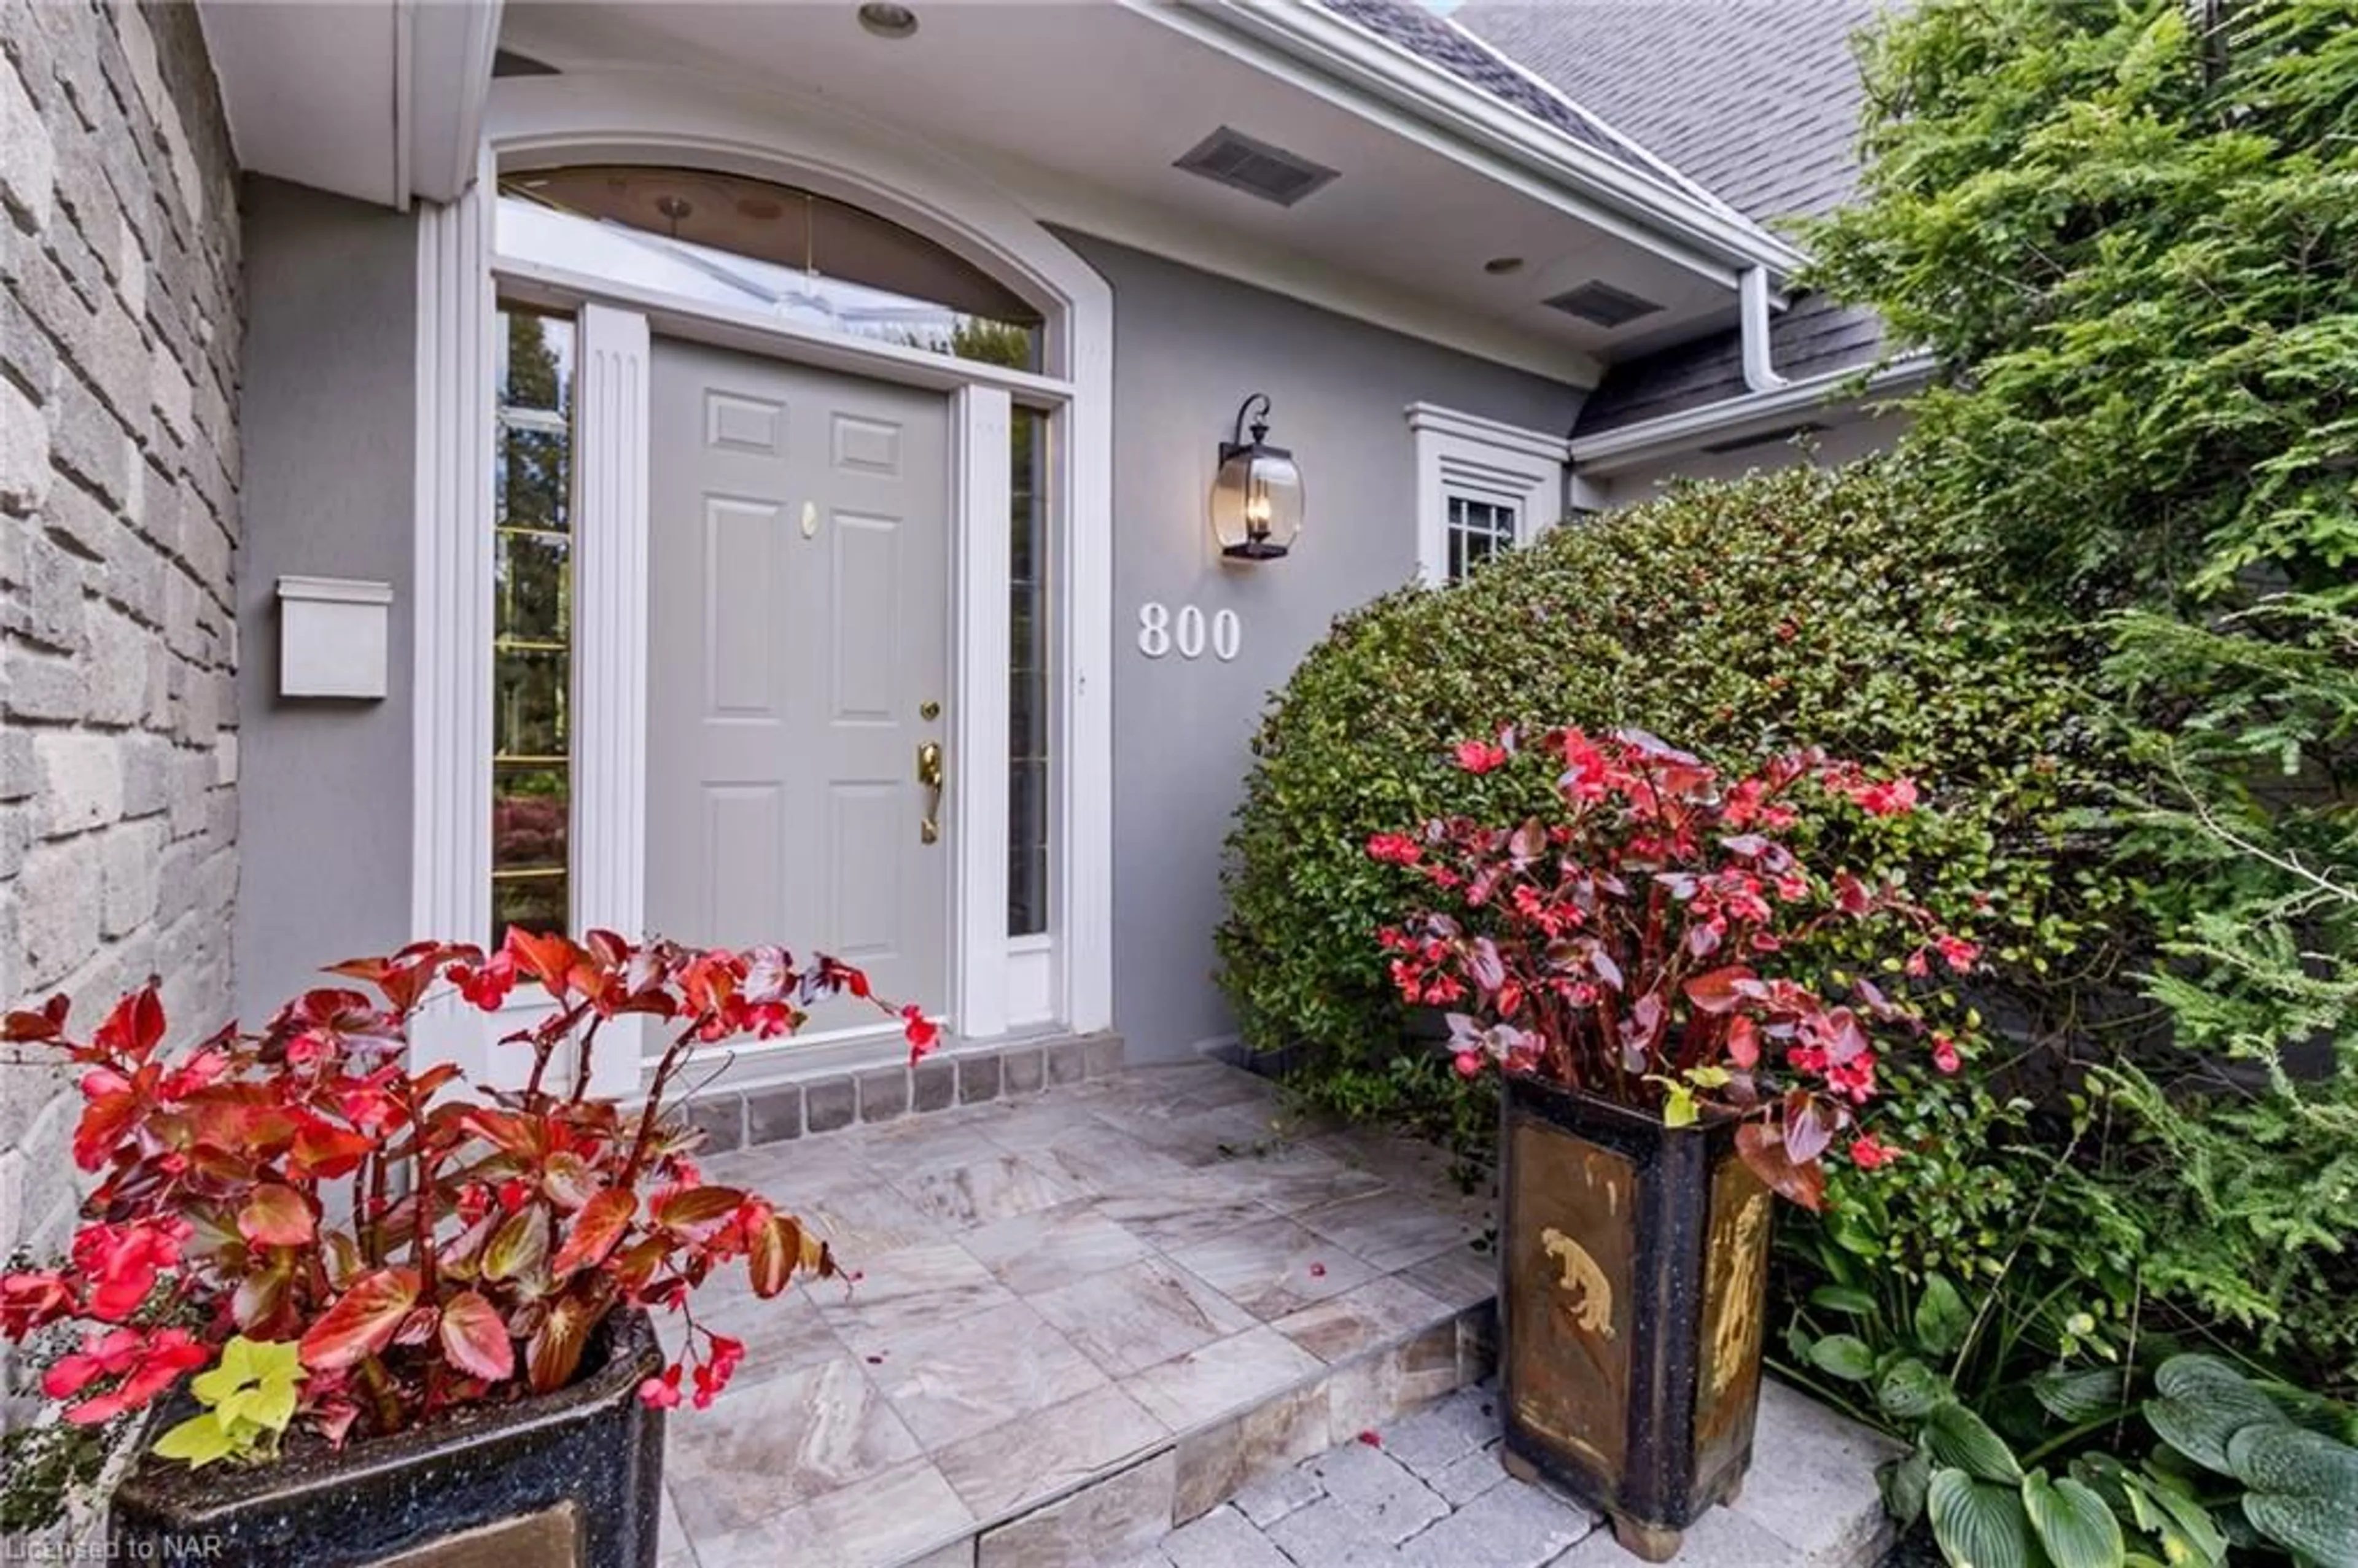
left=858, top=2, right=919, bottom=39
left=1484, top=256, right=1525, bottom=275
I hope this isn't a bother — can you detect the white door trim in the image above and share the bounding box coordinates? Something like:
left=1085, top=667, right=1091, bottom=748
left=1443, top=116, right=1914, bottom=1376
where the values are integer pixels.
left=414, top=80, right=1114, bottom=1068
left=570, top=302, right=652, bottom=1095
left=951, top=384, right=1014, bottom=1043
left=409, top=147, right=498, bottom=1082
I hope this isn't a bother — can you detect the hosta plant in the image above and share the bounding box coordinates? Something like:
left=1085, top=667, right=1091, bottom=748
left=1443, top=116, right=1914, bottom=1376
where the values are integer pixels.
left=1867, top=1353, right=2358, bottom=1568
left=0, top=929, right=935, bottom=1461
left=1374, top=726, right=1981, bottom=1208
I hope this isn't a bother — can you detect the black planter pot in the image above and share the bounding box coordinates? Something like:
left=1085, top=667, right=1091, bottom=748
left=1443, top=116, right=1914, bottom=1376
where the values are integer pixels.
left=108, top=1310, right=667, bottom=1568
left=1496, top=1074, right=1773, bottom=1561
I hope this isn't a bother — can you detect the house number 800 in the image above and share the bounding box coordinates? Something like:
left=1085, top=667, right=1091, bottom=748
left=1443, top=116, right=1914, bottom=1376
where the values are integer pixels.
left=1137, top=603, right=1242, bottom=662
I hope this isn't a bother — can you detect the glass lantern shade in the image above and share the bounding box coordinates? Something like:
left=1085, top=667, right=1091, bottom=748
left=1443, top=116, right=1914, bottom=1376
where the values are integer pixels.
left=1210, top=441, right=1303, bottom=561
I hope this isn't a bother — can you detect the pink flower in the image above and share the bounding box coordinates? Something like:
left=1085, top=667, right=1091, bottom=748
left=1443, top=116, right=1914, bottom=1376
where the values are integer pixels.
left=1846, top=777, right=1920, bottom=817
left=1848, top=1134, right=1899, bottom=1171
left=1453, top=1050, right=1483, bottom=1079
left=1453, top=740, right=1511, bottom=774
left=903, top=1004, right=941, bottom=1063
left=1931, top=1034, right=1961, bottom=1074
left=638, top=1365, right=685, bottom=1410
left=49, top=1326, right=209, bottom=1424
left=1935, top=934, right=1980, bottom=974
left=1366, top=833, right=1422, bottom=866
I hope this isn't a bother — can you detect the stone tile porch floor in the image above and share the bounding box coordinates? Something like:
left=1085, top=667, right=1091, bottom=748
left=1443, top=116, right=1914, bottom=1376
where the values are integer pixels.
left=652, top=1059, right=1899, bottom=1568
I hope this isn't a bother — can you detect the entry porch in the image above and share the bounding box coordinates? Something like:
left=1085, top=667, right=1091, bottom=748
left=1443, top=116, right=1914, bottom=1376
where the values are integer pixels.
left=651, top=1058, right=1900, bottom=1568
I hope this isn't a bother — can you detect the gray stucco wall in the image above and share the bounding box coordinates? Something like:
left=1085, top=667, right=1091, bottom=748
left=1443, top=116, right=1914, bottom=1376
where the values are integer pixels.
left=1057, top=232, right=1584, bottom=1063
left=1, top=1, right=241, bottom=1263
left=233, top=177, right=417, bottom=1021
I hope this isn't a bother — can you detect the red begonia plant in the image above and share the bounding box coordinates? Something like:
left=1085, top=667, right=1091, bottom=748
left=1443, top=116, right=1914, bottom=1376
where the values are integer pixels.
left=1372, top=727, right=1979, bottom=1209
left=1, top=929, right=936, bottom=1449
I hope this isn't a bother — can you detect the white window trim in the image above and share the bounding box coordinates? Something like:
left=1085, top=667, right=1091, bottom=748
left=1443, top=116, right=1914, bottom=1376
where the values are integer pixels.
left=412, top=80, right=1115, bottom=1081
left=1407, top=402, right=1570, bottom=588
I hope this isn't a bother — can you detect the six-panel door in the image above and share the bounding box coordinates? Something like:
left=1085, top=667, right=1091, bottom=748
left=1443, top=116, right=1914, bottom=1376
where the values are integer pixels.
left=645, top=337, right=951, bottom=1035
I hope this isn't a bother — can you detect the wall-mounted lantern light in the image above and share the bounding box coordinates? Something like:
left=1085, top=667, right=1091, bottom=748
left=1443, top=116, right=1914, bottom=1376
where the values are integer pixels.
left=1209, top=393, right=1303, bottom=561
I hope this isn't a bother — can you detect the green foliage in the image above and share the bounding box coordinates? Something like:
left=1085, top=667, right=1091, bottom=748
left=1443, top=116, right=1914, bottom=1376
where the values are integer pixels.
left=1811, top=0, right=2358, bottom=1391
left=0, top=1420, right=113, bottom=1535
left=152, top=1337, right=305, bottom=1469
left=1859, top=1349, right=2358, bottom=1567
left=1218, top=459, right=2154, bottom=1276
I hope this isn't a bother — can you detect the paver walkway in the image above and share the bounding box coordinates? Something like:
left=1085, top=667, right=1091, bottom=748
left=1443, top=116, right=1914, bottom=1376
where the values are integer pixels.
left=655, top=1058, right=1496, bottom=1567
left=1139, top=1374, right=1901, bottom=1568
left=653, top=1054, right=1903, bottom=1568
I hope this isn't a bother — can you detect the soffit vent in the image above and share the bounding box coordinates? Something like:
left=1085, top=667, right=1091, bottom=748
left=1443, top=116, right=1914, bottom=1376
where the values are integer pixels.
left=1173, top=127, right=1339, bottom=208
left=493, top=50, right=561, bottom=78
left=1543, top=281, right=1664, bottom=329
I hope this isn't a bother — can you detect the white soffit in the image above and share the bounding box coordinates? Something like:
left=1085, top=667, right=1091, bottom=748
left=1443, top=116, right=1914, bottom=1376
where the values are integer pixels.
left=489, top=2, right=1747, bottom=384
left=197, top=0, right=500, bottom=208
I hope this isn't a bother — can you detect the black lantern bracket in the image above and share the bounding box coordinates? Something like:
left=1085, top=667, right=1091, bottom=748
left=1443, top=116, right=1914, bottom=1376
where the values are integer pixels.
left=1217, top=392, right=1294, bottom=561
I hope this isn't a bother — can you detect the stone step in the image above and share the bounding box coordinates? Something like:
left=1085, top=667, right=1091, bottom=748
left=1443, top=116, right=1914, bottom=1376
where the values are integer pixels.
left=947, top=1293, right=1494, bottom=1568
left=660, top=1060, right=1502, bottom=1568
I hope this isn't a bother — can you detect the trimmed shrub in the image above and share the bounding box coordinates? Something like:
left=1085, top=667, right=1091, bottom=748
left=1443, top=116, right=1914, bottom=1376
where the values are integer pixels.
left=1216, top=460, right=2157, bottom=1281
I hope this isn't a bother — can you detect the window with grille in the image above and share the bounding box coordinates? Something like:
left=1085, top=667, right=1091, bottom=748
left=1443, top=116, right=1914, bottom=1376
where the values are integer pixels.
left=491, top=306, right=575, bottom=943
left=1445, top=494, right=1520, bottom=583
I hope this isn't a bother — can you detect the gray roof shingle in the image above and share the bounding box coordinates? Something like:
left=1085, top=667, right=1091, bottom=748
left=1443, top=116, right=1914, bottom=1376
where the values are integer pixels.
left=1313, top=0, right=1774, bottom=231
left=1452, top=0, right=1883, bottom=228
left=1442, top=1, right=1896, bottom=430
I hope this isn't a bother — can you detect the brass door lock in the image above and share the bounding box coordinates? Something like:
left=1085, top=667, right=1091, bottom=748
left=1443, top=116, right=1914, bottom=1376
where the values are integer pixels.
left=917, top=740, right=944, bottom=844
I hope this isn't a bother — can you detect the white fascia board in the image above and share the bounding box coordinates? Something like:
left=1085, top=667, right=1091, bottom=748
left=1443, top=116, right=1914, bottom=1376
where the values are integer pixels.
left=404, top=1, right=505, bottom=204
left=1158, top=0, right=1809, bottom=289
left=1569, top=354, right=1936, bottom=475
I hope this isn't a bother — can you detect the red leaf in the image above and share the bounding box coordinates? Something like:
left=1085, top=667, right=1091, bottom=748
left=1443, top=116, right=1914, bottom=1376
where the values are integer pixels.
left=541, top=1152, right=600, bottom=1212
left=300, top=1267, right=421, bottom=1370
left=1726, top=1015, right=1760, bottom=1070
left=1683, top=966, right=1758, bottom=1015
left=504, top=928, right=582, bottom=999
left=2, top=995, right=69, bottom=1042
left=1734, top=1123, right=1824, bottom=1211
left=238, top=1183, right=316, bottom=1248
left=747, top=1213, right=812, bottom=1298
left=652, top=1184, right=745, bottom=1234
left=323, top=952, right=440, bottom=1014
left=439, top=1289, right=516, bottom=1382
left=291, top=1122, right=374, bottom=1180
left=552, top=1189, right=637, bottom=1276
left=526, top=1291, right=597, bottom=1394
left=481, top=1209, right=550, bottom=1284
left=96, top=987, right=168, bottom=1060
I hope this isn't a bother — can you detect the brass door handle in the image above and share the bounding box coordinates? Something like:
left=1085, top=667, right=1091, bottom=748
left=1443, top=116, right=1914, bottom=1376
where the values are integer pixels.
left=917, top=741, right=944, bottom=844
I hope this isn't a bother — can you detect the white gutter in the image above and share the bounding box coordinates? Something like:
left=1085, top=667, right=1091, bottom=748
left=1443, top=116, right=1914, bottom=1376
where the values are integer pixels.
left=1570, top=354, right=1937, bottom=475
left=1197, top=0, right=1810, bottom=285
left=1739, top=267, right=1787, bottom=393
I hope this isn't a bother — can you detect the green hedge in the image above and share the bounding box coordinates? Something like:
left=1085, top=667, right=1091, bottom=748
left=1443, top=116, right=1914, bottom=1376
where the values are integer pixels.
left=1216, top=460, right=2154, bottom=1268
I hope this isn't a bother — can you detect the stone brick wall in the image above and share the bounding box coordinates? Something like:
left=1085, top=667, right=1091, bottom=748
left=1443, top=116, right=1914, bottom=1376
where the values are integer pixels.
left=0, top=1, right=242, bottom=1266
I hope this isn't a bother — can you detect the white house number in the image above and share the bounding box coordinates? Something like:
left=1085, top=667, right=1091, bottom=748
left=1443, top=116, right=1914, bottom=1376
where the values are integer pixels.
left=1137, top=603, right=1243, bottom=662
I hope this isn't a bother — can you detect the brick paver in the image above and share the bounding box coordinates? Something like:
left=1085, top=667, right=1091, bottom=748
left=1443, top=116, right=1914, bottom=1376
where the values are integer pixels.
left=1146, top=1378, right=1902, bottom=1568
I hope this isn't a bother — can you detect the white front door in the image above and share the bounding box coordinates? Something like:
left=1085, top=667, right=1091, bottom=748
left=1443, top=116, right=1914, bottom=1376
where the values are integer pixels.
left=645, top=337, right=952, bottom=1030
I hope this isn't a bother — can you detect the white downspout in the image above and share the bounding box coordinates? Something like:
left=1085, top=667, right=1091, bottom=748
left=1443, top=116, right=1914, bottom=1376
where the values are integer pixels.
left=1740, top=266, right=1787, bottom=393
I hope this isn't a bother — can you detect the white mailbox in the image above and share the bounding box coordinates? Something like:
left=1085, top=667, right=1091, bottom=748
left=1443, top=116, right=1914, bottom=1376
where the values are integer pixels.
left=276, top=576, right=393, bottom=699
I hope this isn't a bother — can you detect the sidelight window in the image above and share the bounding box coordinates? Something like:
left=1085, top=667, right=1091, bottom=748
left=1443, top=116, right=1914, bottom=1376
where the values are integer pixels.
left=491, top=306, right=576, bottom=942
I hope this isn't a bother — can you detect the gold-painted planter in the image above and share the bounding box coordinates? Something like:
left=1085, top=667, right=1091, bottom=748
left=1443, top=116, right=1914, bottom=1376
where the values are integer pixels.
left=1497, top=1074, right=1772, bottom=1561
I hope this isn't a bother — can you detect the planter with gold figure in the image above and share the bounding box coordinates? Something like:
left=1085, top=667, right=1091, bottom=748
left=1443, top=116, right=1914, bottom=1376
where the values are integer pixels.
left=1370, top=726, right=1982, bottom=1558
